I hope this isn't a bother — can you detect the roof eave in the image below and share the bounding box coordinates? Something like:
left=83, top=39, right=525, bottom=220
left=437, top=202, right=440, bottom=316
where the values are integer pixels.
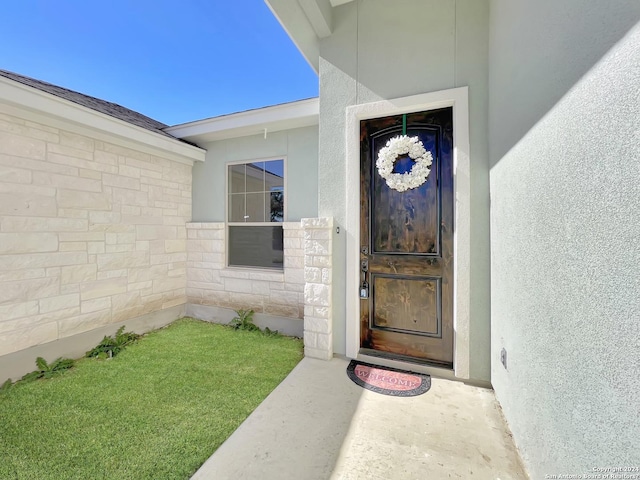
left=0, top=75, right=206, bottom=164
left=264, top=0, right=341, bottom=73
left=165, top=98, right=319, bottom=144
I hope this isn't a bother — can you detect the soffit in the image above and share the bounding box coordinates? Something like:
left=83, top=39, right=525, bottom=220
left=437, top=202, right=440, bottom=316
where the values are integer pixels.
left=164, top=98, right=319, bottom=144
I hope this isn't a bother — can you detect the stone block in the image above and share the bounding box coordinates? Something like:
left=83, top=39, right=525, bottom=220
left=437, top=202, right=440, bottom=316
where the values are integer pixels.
left=57, top=189, right=111, bottom=210
left=0, top=217, right=88, bottom=232
left=322, top=268, right=332, bottom=285
left=39, top=294, right=80, bottom=314
left=195, top=228, right=223, bottom=240
left=304, top=283, right=330, bottom=307
left=314, top=306, right=330, bottom=319
left=33, top=171, right=102, bottom=192
left=80, top=278, right=127, bottom=300
left=283, top=237, right=301, bottom=249
left=128, top=265, right=168, bottom=282
left=48, top=142, right=93, bottom=161
left=59, top=232, right=104, bottom=242
left=220, top=269, right=250, bottom=279
left=304, top=239, right=331, bottom=256
left=304, top=267, right=322, bottom=283
left=284, top=256, right=304, bottom=269
left=304, top=331, right=318, bottom=348
left=164, top=239, right=186, bottom=253
left=56, top=209, right=88, bottom=219
left=97, top=269, right=127, bottom=280
left=305, top=316, right=332, bottom=334
left=0, top=130, right=46, bottom=159
left=301, top=217, right=333, bottom=229
left=0, top=252, right=87, bottom=270
left=78, top=168, right=102, bottom=180
left=60, top=264, right=97, bottom=285
left=103, top=143, right=150, bottom=163
left=0, top=165, right=31, bottom=184
left=81, top=297, right=111, bottom=314
left=88, top=242, right=106, bottom=254
left=283, top=282, right=304, bottom=293
left=96, top=251, right=148, bottom=271
left=0, top=268, right=45, bottom=282
left=0, top=300, right=39, bottom=321
left=112, top=187, right=148, bottom=207
left=304, top=346, right=333, bottom=361
left=128, top=280, right=153, bottom=292
left=136, top=225, right=177, bottom=240
left=224, top=278, right=253, bottom=294
left=152, top=276, right=185, bottom=294
left=0, top=321, right=58, bottom=357
left=58, top=310, right=112, bottom=338
left=102, top=173, right=140, bottom=190
left=111, top=291, right=141, bottom=310
left=0, top=233, right=58, bottom=254
left=225, top=293, right=264, bottom=311
left=0, top=277, right=59, bottom=305
left=60, top=131, right=94, bottom=152
left=270, top=290, right=300, bottom=306
left=251, top=281, right=271, bottom=296
left=0, top=192, right=57, bottom=217
left=311, top=255, right=332, bottom=268
left=150, top=252, right=187, bottom=265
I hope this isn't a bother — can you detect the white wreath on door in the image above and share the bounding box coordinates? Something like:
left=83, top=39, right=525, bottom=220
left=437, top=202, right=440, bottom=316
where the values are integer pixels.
left=376, top=135, right=433, bottom=192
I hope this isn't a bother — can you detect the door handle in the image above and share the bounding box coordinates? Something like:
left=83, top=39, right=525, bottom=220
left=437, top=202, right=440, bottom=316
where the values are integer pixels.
left=387, top=260, right=398, bottom=273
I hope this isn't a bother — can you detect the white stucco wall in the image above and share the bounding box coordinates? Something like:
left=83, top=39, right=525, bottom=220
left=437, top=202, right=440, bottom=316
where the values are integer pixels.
left=489, top=1, right=640, bottom=475
left=318, top=0, right=491, bottom=381
left=191, top=125, right=318, bottom=222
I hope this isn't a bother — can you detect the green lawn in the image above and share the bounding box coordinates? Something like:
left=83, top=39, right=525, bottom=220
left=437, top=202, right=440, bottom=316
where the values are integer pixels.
left=0, top=318, right=303, bottom=479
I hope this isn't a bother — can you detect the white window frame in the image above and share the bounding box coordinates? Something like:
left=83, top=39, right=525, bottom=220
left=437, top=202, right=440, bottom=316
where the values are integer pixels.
left=225, top=156, right=288, bottom=270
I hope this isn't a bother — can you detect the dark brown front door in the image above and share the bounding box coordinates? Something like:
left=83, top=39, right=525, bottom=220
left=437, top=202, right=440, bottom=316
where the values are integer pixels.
left=360, top=108, right=453, bottom=367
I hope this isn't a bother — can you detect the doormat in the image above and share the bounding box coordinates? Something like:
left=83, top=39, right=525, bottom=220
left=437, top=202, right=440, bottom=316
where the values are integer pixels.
left=346, top=360, right=431, bottom=397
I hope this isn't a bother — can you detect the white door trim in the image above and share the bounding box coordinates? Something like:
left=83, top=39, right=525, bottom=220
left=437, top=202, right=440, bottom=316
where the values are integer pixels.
left=345, top=87, right=471, bottom=379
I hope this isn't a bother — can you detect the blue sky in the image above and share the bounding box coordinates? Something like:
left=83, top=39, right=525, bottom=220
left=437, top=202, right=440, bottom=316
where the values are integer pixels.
left=0, top=0, right=318, bottom=126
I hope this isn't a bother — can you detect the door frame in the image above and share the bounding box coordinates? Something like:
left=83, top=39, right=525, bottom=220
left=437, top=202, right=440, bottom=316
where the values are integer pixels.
left=345, top=87, right=471, bottom=379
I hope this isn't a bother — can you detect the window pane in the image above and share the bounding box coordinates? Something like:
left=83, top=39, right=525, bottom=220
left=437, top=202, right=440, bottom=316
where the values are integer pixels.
left=245, top=192, right=265, bottom=222
left=228, top=194, right=245, bottom=222
left=267, top=191, right=284, bottom=222
left=264, top=160, right=284, bottom=191
left=229, top=164, right=245, bottom=194
left=246, top=162, right=265, bottom=193
left=228, top=226, right=284, bottom=269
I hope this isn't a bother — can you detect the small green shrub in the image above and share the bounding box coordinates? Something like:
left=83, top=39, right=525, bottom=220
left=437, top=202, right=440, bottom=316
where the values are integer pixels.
left=21, top=357, right=75, bottom=383
left=86, top=326, right=141, bottom=359
left=230, top=309, right=259, bottom=331
left=263, top=327, right=280, bottom=337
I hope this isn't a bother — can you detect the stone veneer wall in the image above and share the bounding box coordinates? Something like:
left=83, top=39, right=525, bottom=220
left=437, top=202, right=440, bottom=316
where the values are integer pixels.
left=186, top=222, right=305, bottom=318
left=302, top=217, right=333, bottom=360
left=0, top=111, right=192, bottom=356
left=186, top=218, right=334, bottom=360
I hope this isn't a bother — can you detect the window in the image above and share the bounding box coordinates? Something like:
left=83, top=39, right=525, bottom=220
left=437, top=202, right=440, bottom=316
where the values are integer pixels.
left=227, top=159, right=285, bottom=269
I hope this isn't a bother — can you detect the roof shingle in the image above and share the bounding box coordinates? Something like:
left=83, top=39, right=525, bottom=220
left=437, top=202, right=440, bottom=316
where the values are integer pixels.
left=0, top=69, right=175, bottom=138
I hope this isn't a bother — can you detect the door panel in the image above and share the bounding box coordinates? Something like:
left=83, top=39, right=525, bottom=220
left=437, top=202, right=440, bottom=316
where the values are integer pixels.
left=360, top=108, right=453, bottom=366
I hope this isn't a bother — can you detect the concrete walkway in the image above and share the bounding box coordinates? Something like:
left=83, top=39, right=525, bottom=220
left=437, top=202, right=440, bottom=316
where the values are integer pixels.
left=192, top=357, right=528, bottom=480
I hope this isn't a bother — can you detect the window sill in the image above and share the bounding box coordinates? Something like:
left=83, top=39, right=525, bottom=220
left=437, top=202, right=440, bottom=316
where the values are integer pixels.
left=221, top=267, right=284, bottom=282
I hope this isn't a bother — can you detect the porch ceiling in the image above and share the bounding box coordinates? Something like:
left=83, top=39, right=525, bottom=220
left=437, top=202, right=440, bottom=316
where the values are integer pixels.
left=265, top=0, right=352, bottom=72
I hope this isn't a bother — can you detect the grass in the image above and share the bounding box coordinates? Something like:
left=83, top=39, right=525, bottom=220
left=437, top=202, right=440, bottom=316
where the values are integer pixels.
left=0, top=318, right=303, bottom=480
